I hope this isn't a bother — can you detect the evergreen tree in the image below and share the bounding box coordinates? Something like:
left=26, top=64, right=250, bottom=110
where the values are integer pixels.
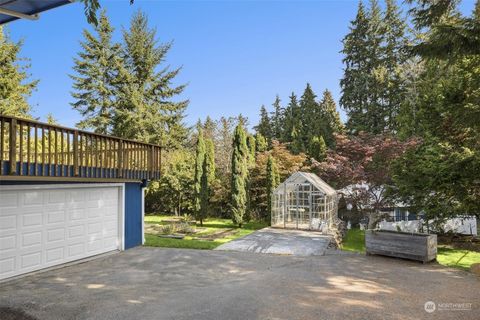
left=203, top=116, right=216, bottom=141
left=199, top=137, right=215, bottom=225
left=231, top=124, right=249, bottom=227
left=237, top=113, right=249, bottom=128
left=308, top=136, right=327, bottom=162
left=382, top=0, right=408, bottom=131
left=205, top=138, right=216, bottom=184
left=246, top=134, right=256, bottom=167
left=194, top=127, right=206, bottom=221
left=340, top=1, right=370, bottom=134
left=341, top=0, right=408, bottom=134
left=392, top=1, right=480, bottom=220
left=0, top=26, right=37, bottom=117
left=266, top=155, right=280, bottom=224
left=290, top=127, right=304, bottom=154
left=255, top=133, right=268, bottom=152
left=70, top=11, right=120, bottom=134
left=254, top=105, right=272, bottom=142
left=113, top=11, right=188, bottom=147
left=270, top=95, right=284, bottom=140
left=363, top=0, right=385, bottom=134
left=282, top=92, right=301, bottom=143
left=299, top=83, right=318, bottom=149
left=318, top=89, right=344, bottom=147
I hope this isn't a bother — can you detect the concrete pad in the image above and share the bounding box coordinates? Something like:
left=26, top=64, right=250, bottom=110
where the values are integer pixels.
left=0, top=247, right=478, bottom=320
left=214, top=227, right=333, bottom=256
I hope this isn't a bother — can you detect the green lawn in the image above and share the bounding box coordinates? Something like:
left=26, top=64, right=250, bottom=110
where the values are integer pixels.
left=144, top=215, right=268, bottom=250
left=341, top=228, right=365, bottom=253
left=341, top=228, right=480, bottom=271
left=437, top=246, right=480, bottom=271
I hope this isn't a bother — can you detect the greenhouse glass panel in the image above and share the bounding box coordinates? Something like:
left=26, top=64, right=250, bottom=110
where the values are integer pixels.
left=271, top=172, right=338, bottom=234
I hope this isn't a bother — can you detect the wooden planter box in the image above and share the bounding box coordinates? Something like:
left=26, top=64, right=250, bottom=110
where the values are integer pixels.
left=365, top=230, right=437, bottom=263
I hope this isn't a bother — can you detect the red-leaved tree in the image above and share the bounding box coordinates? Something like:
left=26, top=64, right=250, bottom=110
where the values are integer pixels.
left=312, top=133, right=417, bottom=228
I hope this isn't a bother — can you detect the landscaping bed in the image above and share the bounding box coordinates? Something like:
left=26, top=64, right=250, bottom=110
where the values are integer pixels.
left=144, top=215, right=268, bottom=250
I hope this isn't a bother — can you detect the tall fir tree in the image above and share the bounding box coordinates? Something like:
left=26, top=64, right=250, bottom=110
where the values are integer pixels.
left=266, top=155, right=280, bottom=224
left=341, top=0, right=408, bottom=134
left=299, top=83, right=318, bottom=149
left=230, top=124, right=249, bottom=227
left=254, top=105, right=272, bottom=142
left=270, top=95, right=284, bottom=140
left=363, top=0, right=385, bottom=134
left=194, top=127, right=206, bottom=221
left=381, top=0, right=408, bottom=131
left=0, top=26, right=37, bottom=117
left=318, top=89, right=344, bottom=147
left=340, top=1, right=370, bottom=134
left=282, top=92, right=300, bottom=143
left=112, top=11, right=188, bottom=147
left=203, top=116, right=216, bottom=141
left=71, top=10, right=120, bottom=134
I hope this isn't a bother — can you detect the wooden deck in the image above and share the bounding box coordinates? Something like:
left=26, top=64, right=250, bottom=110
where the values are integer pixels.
left=0, top=115, right=161, bottom=181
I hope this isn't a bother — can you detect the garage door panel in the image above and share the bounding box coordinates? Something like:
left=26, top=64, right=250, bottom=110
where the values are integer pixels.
left=22, top=231, right=42, bottom=247
left=68, top=225, right=85, bottom=238
left=0, top=256, right=15, bottom=273
left=68, top=242, right=86, bottom=257
left=0, top=192, right=18, bottom=208
left=47, top=228, right=66, bottom=242
left=46, top=247, right=64, bottom=263
left=23, top=192, right=43, bottom=206
left=87, top=222, right=102, bottom=234
left=0, top=215, right=17, bottom=231
left=0, top=186, right=120, bottom=280
left=20, top=251, right=42, bottom=269
left=69, top=208, right=86, bottom=221
left=47, top=211, right=66, bottom=224
left=0, top=235, right=16, bottom=250
left=47, top=190, right=67, bottom=204
left=103, top=237, right=118, bottom=248
left=22, top=213, right=43, bottom=227
left=87, top=239, right=103, bottom=252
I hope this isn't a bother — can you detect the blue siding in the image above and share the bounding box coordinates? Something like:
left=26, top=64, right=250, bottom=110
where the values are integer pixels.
left=124, top=182, right=143, bottom=249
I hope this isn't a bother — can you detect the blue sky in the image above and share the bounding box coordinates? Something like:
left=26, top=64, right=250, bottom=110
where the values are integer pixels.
left=6, top=0, right=476, bottom=130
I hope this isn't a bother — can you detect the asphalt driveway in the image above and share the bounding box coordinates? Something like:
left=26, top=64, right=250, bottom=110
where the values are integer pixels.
left=215, top=227, right=332, bottom=256
left=0, top=247, right=478, bottom=320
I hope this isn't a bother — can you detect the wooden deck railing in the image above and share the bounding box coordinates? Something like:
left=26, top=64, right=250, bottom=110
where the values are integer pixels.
left=0, top=115, right=161, bottom=181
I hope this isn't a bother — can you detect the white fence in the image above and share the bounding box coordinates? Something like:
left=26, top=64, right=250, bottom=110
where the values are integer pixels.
left=376, top=217, right=478, bottom=235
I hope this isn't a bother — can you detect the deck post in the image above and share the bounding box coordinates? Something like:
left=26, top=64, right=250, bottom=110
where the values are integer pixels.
left=117, top=140, right=123, bottom=178
left=73, top=131, right=79, bottom=176
left=149, top=145, right=154, bottom=179
left=9, top=118, right=17, bottom=174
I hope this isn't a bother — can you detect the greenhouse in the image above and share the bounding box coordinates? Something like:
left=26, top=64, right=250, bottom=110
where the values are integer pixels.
left=271, top=172, right=338, bottom=233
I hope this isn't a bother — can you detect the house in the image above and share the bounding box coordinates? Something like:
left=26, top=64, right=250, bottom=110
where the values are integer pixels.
left=0, top=115, right=162, bottom=280
left=337, top=183, right=477, bottom=235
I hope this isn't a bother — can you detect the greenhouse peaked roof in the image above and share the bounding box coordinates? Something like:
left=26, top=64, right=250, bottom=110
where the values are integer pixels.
left=277, top=172, right=337, bottom=196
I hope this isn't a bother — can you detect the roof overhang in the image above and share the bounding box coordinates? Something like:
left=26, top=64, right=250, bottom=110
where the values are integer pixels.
left=0, top=0, right=72, bottom=25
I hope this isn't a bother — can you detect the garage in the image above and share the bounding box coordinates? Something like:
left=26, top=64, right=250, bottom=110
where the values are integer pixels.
left=0, top=184, right=124, bottom=281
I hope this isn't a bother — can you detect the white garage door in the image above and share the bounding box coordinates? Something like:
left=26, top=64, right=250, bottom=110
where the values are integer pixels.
left=0, top=185, right=121, bottom=280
